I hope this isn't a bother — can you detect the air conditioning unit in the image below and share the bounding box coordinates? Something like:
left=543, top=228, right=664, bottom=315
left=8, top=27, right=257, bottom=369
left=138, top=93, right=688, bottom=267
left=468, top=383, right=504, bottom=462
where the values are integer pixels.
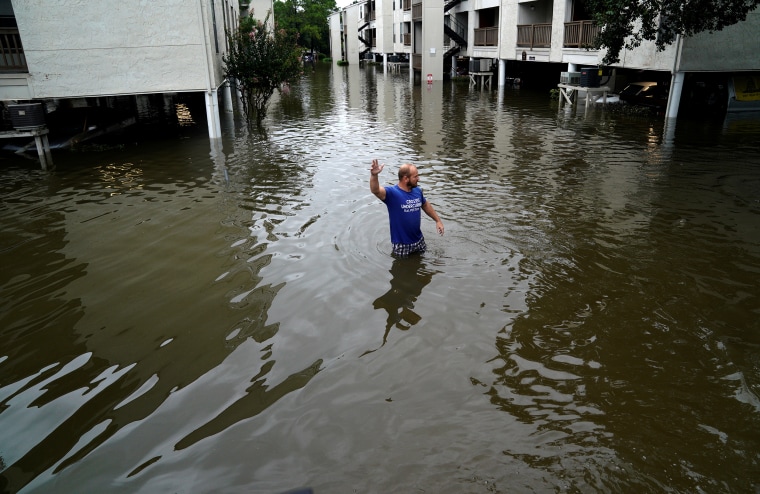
left=468, top=58, right=492, bottom=73
left=8, top=103, right=46, bottom=130
left=580, top=67, right=601, bottom=88
left=560, top=71, right=581, bottom=85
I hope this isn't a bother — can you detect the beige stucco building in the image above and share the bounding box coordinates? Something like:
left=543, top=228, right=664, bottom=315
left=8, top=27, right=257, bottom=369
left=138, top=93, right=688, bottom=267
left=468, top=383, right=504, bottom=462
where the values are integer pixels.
left=0, top=0, right=248, bottom=139
left=330, top=0, right=760, bottom=116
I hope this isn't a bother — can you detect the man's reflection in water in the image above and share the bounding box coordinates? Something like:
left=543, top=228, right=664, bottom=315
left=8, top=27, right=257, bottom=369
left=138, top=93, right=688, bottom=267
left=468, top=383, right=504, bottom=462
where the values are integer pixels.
left=361, top=255, right=436, bottom=357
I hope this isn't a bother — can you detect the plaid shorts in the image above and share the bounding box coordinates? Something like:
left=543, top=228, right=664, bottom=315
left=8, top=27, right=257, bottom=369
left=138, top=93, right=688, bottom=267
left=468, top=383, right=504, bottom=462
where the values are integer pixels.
left=391, top=238, right=427, bottom=257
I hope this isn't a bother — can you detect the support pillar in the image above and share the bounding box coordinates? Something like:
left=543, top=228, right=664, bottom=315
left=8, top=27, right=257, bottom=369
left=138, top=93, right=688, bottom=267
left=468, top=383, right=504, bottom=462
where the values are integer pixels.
left=222, top=82, right=233, bottom=113
left=498, top=59, right=506, bottom=87
left=205, top=89, right=222, bottom=139
left=33, top=129, right=52, bottom=171
left=666, top=71, right=685, bottom=119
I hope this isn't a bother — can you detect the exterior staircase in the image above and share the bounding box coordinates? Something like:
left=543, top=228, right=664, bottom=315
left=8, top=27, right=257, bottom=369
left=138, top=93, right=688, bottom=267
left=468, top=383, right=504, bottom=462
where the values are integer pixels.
left=444, top=14, right=467, bottom=59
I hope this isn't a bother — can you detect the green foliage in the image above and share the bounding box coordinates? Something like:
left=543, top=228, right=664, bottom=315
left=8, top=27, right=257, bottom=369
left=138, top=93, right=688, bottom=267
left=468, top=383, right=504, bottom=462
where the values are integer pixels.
left=586, top=0, right=760, bottom=64
left=273, top=0, right=337, bottom=54
left=223, top=13, right=303, bottom=124
left=336, top=59, right=349, bottom=66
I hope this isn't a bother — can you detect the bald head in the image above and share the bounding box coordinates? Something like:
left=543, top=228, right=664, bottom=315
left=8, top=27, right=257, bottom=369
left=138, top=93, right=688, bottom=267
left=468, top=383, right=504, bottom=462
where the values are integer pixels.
left=398, top=164, right=417, bottom=180
left=397, top=163, right=420, bottom=190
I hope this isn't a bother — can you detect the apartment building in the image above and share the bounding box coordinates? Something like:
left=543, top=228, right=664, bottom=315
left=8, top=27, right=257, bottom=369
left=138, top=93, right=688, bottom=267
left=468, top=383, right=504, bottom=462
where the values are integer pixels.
left=330, top=0, right=760, bottom=117
left=0, top=0, right=244, bottom=140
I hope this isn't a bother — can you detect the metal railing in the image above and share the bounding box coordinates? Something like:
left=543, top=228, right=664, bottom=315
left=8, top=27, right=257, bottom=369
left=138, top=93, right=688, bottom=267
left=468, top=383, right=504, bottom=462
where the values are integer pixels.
left=516, top=24, right=551, bottom=48
left=403, top=0, right=411, bottom=11
left=563, top=20, right=600, bottom=48
left=412, top=2, right=422, bottom=20
left=444, top=15, right=467, bottom=45
left=0, top=28, right=27, bottom=72
left=403, top=33, right=411, bottom=46
left=473, top=26, right=498, bottom=46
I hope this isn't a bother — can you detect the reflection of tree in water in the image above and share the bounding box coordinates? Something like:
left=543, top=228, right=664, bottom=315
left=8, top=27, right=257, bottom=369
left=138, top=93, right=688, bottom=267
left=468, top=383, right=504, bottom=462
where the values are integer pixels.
left=361, top=255, right=437, bottom=357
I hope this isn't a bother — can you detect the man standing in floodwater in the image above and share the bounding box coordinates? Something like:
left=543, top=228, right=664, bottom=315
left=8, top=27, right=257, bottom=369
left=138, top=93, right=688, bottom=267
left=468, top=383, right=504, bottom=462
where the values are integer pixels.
left=370, top=159, right=444, bottom=256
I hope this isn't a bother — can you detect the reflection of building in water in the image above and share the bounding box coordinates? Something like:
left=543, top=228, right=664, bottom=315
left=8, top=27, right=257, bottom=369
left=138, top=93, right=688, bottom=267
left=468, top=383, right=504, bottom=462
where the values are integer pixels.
left=0, top=159, right=303, bottom=492
left=362, top=255, right=436, bottom=356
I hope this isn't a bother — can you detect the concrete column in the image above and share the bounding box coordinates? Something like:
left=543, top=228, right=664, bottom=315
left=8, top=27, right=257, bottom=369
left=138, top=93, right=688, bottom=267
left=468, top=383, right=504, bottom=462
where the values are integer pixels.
left=451, top=54, right=457, bottom=78
left=222, top=82, right=233, bottom=112
left=205, top=89, right=222, bottom=139
left=498, top=59, right=506, bottom=87
left=666, top=71, right=685, bottom=119
left=422, top=2, right=444, bottom=81
left=568, top=63, right=577, bottom=72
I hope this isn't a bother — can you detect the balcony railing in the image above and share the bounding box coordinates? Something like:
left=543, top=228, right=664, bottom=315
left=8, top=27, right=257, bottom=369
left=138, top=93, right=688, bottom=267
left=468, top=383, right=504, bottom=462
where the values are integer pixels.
left=516, top=23, right=551, bottom=48
left=403, top=0, right=411, bottom=11
left=412, top=2, right=422, bottom=20
left=473, top=26, right=498, bottom=46
left=563, top=20, right=600, bottom=48
left=403, top=33, right=411, bottom=46
left=0, top=28, right=27, bottom=72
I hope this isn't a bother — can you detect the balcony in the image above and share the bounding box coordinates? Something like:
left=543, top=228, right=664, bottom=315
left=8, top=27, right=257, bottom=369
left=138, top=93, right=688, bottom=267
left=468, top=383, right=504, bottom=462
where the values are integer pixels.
left=516, top=24, right=551, bottom=49
left=0, top=28, right=27, bottom=72
left=473, top=26, right=498, bottom=46
left=403, top=0, right=411, bottom=11
left=563, top=20, right=600, bottom=48
left=403, top=33, right=411, bottom=46
left=412, top=2, right=422, bottom=20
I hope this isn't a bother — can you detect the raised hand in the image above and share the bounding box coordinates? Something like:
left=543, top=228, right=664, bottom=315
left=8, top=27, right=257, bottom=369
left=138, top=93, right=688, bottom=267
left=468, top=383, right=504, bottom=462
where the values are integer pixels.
left=370, top=159, right=385, bottom=176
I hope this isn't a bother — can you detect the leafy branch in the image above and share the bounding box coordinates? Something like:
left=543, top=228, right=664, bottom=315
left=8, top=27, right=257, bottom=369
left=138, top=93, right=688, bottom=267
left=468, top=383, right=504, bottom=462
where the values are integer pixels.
left=224, top=13, right=303, bottom=125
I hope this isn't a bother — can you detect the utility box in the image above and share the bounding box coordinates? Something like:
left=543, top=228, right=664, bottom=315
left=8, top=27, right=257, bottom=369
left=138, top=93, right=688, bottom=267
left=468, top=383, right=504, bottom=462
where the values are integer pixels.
left=580, top=67, right=601, bottom=88
left=8, top=103, right=46, bottom=130
left=560, top=71, right=581, bottom=85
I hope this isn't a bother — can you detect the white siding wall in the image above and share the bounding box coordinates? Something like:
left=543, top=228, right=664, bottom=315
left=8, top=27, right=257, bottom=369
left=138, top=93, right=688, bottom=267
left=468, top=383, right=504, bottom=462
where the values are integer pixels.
left=421, top=2, right=444, bottom=79
left=344, top=4, right=363, bottom=64
left=11, top=0, right=232, bottom=99
left=679, top=10, right=760, bottom=72
left=378, top=0, right=394, bottom=53
left=329, top=12, right=343, bottom=61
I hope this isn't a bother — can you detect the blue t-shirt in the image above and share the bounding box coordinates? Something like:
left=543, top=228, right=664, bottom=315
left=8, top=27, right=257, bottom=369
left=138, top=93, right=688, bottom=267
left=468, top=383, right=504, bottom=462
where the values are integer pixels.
left=383, top=185, right=426, bottom=245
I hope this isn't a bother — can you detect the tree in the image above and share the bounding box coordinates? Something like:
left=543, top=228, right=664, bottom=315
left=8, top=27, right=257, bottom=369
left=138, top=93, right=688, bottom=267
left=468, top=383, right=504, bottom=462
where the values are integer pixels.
left=585, top=0, right=760, bottom=64
left=224, top=13, right=303, bottom=125
left=273, top=0, right=337, bottom=56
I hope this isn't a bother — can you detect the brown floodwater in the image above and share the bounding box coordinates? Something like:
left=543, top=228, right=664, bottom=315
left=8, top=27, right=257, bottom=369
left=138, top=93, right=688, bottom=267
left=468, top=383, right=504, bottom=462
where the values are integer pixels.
left=1, top=64, right=759, bottom=493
